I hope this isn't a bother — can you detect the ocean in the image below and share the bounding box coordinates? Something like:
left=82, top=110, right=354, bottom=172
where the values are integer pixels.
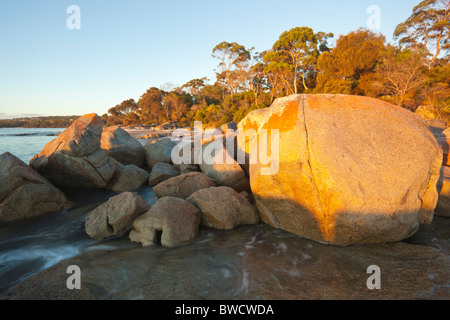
left=0, top=128, right=65, bottom=164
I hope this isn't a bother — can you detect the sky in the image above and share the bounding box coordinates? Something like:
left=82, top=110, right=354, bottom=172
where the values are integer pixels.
left=0, top=0, right=418, bottom=119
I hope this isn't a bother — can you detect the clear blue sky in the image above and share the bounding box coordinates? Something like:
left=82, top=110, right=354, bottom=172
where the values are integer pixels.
left=0, top=0, right=418, bottom=118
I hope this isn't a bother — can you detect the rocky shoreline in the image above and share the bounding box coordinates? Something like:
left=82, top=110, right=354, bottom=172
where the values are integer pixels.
left=0, top=94, right=449, bottom=299
left=1, top=216, right=448, bottom=300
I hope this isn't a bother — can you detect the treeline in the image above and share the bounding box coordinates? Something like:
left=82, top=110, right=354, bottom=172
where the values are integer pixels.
left=0, top=116, right=78, bottom=128
left=100, top=0, right=447, bottom=127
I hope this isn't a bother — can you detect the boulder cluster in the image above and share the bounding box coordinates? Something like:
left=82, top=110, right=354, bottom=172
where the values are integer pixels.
left=1, top=94, right=448, bottom=247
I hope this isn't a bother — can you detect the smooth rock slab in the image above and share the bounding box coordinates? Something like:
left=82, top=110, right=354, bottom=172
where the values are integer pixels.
left=2, top=217, right=449, bottom=300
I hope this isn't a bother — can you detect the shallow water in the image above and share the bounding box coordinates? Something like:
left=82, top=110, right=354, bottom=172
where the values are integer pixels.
left=0, top=185, right=158, bottom=293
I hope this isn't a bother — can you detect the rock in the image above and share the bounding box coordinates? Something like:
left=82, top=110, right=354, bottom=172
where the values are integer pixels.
left=200, top=141, right=250, bottom=193
left=179, top=164, right=200, bottom=174
left=129, top=197, right=201, bottom=248
left=106, top=163, right=149, bottom=192
left=148, top=163, right=180, bottom=186
left=425, top=119, right=447, bottom=136
left=436, top=166, right=450, bottom=217
left=85, top=192, right=150, bottom=241
left=144, top=138, right=177, bottom=169
left=186, top=186, right=259, bottom=230
left=153, top=172, right=217, bottom=199
left=0, top=152, right=67, bottom=223
left=238, top=94, right=443, bottom=246
left=30, top=114, right=118, bottom=189
left=435, top=128, right=450, bottom=166
left=101, top=126, right=145, bottom=167
left=213, top=122, right=238, bottom=136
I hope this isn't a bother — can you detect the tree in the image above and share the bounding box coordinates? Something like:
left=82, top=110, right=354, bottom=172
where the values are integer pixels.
left=182, top=77, right=209, bottom=103
left=107, top=99, right=139, bottom=125
left=394, top=0, right=450, bottom=65
left=316, top=29, right=387, bottom=95
left=212, top=41, right=251, bottom=100
left=376, top=46, right=428, bottom=106
left=417, top=62, right=450, bottom=117
left=164, top=91, right=191, bottom=123
left=239, top=51, right=269, bottom=106
left=264, top=27, right=333, bottom=95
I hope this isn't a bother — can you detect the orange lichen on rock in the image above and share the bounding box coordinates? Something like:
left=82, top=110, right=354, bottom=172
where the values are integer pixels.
left=262, top=100, right=299, bottom=133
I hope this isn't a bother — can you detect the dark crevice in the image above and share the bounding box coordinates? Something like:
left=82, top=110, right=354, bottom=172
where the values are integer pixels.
left=154, top=230, right=163, bottom=244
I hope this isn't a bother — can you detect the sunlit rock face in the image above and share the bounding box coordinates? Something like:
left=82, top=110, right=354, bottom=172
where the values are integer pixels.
left=30, top=114, right=117, bottom=189
left=238, top=94, right=443, bottom=246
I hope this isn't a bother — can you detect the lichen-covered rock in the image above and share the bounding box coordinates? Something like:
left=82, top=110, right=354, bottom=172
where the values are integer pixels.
left=238, top=94, right=442, bottom=245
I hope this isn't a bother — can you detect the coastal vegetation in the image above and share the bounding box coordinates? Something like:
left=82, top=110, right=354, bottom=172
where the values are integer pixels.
left=1, top=0, right=448, bottom=129
left=0, top=116, right=77, bottom=128
left=103, top=0, right=449, bottom=128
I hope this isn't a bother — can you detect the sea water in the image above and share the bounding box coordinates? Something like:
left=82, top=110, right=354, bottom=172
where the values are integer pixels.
left=0, top=128, right=157, bottom=292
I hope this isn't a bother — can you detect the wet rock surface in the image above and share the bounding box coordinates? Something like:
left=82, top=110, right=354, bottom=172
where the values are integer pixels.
left=1, top=216, right=448, bottom=300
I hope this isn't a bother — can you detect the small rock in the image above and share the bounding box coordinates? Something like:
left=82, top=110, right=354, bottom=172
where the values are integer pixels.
left=436, top=165, right=450, bottom=217
left=107, top=163, right=149, bottom=192
left=186, top=186, right=259, bottom=230
left=200, top=142, right=250, bottom=193
left=85, top=192, right=150, bottom=241
left=148, top=163, right=180, bottom=186
left=153, top=172, right=216, bottom=199
left=129, top=197, right=201, bottom=248
left=144, top=138, right=177, bottom=169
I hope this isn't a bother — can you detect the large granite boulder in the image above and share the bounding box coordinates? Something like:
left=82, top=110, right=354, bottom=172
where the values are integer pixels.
left=153, top=172, right=217, bottom=199
left=0, top=152, right=67, bottom=223
left=186, top=186, right=259, bottom=230
left=106, top=163, right=149, bottom=192
left=238, top=94, right=443, bottom=246
left=30, top=114, right=117, bottom=189
left=85, top=192, right=150, bottom=241
left=129, top=197, right=201, bottom=248
left=101, top=126, right=145, bottom=167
